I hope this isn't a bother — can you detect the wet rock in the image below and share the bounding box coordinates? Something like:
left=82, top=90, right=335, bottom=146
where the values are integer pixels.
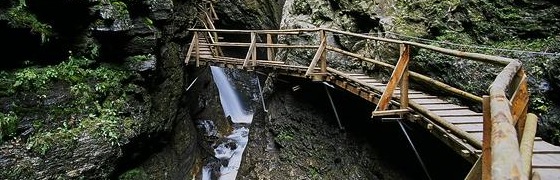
left=214, top=0, right=281, bottom=30
left=144, top=0, right=173, bottom=21
left=91, top=1, right=132, bottom=32
left=125, top=54, right=156, bottom=72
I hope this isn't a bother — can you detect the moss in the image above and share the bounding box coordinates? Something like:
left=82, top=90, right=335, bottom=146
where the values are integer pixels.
left=119, top=168, right=149, bottom=180
left=291, top=0, right=312, bottom=15
left=0, top=56, right=142, bottom=153
left=0, top=3, right=52, bottom=41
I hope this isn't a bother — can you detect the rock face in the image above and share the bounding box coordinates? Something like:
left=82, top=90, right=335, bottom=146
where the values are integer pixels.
left=238, top=77, right=472, bottom=179
left=276, top=0, right=560, bottom=145
left=0, top=0, right=204, bottom=179
left=214, top=0, right=282, bottom=30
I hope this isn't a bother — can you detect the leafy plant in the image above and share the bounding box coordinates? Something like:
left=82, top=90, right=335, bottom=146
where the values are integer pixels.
left=0, top=112, right=19, bottom=143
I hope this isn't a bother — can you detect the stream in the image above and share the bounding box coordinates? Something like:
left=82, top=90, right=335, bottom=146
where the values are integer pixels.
left=202, top=66, right=255, bottom=180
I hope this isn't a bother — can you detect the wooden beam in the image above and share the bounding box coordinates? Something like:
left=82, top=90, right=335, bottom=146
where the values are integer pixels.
left=198, top=42, right=319, bottom=49
left=320, top=30, right=327, bottom=75
left=195, top=33, right=200, bottom=67
left=371, top=109, right=410, bottom=117
left=482, top=95, right=492, bottom=180
left=184, top=33, right=197, bottom=64
left=188, top=28, right=320, bottom=34
left=374, top=44, right=410, bottom=112
left=267, top=34, right=275, bottom=61
left=510, top=72, right=528, bottom=134
left=324, top=28, right=514, bottom=66
left=400, top=63, right=409, bottom=110
left=243, top=32, right=257, bottom=68
left=304, top=34, right=327, bottom=76
left=209, top=3, right=218, bottom=20
left=520, top=113, right=538, bottom=179
left=465, top=157, right=482, bottom=180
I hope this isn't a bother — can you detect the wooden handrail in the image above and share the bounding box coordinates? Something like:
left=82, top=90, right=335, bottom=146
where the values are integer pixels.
left=186, top=27, right=534, bottom=179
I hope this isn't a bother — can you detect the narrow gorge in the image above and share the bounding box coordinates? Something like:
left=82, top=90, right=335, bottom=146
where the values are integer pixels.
left=1, top=0, right=559, bottom=179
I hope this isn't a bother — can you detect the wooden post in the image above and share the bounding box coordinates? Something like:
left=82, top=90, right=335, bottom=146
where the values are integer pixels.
left=195, top=32, right=200, bottom=67
left=400, top=65, right=409, bottom=110
left=374, top=44, right=410, bottom=112
left=243, top=32, right=257, bottom=69
left=482, top=95, right=492, bottom=180
left=510, top=70, right=528, bottom=140
left=520, top=113, right=538, bottom=179
left=184, top=32, right=197, bottom=64
left=320, top=29, right=327, bottom=75
left=304, top=30, right=327, bottom=76
left=267, top=34, right=274, bottom=61
left=210, top=3, right=219, bottom=20
left=252, top=33, right=257, bottom=67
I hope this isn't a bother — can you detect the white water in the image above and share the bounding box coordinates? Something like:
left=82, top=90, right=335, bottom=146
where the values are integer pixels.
left=202, top=66, right=254, bottom=180
left=210, top=66, right=254, bottom=124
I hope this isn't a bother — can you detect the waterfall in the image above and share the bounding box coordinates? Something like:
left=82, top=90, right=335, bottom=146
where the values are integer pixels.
left=202, top=66, right=254, bottom=180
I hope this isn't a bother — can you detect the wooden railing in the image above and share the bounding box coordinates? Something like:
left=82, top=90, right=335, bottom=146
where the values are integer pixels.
left=184, top=28, right=537, bottom=179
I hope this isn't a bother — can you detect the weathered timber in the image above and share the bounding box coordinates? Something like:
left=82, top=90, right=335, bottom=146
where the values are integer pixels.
left=483, top=96, right=492, bottom=180
left=243, top=32, right=257, bottom=68
left=520, top=113, right=538, bottom=178
left=324, top=28, right=514, bottom=66
left=375, top=44, right=410, bottom=112
left=305, top=33, right=327, bottom=76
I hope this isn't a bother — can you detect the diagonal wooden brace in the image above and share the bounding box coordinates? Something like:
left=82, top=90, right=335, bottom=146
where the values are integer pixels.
left=243, top=32, right=257, bottom=69
left=372, top=44, right=411, bottom=116
left=305, top=30, right=327, bottom=77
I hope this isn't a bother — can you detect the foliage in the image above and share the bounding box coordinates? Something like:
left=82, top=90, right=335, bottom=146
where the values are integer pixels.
left=119, top=168, right=149, bottom=180
left=0, top=112, right=19, bottom=143
left=0, top=1, right=52, bottom=42
left=0, top=56, right=139, bottom=154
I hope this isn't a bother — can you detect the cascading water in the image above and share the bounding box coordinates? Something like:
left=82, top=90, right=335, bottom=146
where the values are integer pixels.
left=202, top=66, right=255, bottom=180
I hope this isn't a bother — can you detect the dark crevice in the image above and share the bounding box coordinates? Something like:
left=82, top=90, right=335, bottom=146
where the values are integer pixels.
left=273, top=75, right=471, bottom=179
left=109, top=132, right=172, bottom=179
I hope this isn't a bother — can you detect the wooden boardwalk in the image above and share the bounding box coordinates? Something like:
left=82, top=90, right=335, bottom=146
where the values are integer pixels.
left=186, top=4, right=560, bottom=179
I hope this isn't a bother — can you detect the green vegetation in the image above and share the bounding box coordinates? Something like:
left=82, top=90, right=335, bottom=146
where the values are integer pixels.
left=119, top=168, right=149, bottom=180
left=0, top=112, right=19, bottom=143
left=0, top=55, right=141, bottom=154
left=391, top=0, right=560, bottom=145
left=0, top=0, right=52, bottom=42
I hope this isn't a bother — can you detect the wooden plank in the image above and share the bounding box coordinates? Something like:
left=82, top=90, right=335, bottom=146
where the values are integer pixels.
left=531, top=168, right=560, bottom=180
left=360, top=79, right=380, bottom=83
left=407, top=94, right=439, bottom=99
left=412, top=98, right=449, bottom=105
left=433, top=109, right=482, bottom=116
left=375, top=44, right=410, bottom=112
left=456, top=123, right=484, bottom=133
left=445, top=116, right=483, bottom=124
left=372, top=109, right=409, bottom=117
left=532, top=154, right=560, bottom=167
left=511, top=73, right=528, bottom=136
left=421, top=104, right=468, bottom=111
left=533, top=141, right=560, bottom=151
left=471, top=132, right=484, bottom=141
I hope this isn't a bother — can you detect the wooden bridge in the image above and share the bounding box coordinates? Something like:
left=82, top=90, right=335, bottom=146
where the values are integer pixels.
left=186, top=3, right=560, bottom=180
